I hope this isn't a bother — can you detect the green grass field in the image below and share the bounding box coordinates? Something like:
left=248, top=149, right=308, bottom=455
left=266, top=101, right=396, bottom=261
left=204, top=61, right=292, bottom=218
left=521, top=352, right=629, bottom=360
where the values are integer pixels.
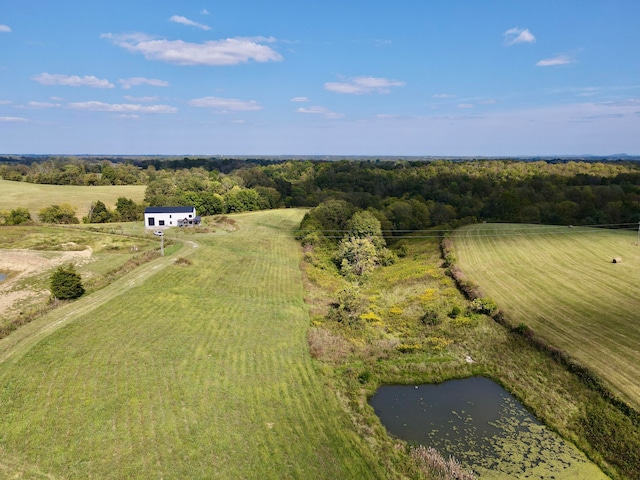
left=0, top=179, right=146, bottom=219
left=453, top=223, right=640, bottom=410
left=0, top=209, right=386, bottom=479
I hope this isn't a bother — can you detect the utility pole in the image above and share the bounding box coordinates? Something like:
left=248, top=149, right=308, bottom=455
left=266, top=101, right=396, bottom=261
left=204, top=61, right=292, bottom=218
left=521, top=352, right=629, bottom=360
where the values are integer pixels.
left=637, top=221, right=640, bottom=246
left=160, top=232, right=164, bottom=256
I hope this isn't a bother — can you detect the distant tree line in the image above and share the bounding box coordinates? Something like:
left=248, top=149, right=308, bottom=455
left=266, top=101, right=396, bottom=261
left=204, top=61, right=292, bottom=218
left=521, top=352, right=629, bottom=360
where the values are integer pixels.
left=3, top=157, right=640, bottom=228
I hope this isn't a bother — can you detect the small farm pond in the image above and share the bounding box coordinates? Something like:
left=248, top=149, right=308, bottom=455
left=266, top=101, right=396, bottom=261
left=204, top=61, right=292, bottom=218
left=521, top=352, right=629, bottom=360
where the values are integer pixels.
left=0, top=273, right=6, bottom=282
left=369, top=377, right=608, bottom=479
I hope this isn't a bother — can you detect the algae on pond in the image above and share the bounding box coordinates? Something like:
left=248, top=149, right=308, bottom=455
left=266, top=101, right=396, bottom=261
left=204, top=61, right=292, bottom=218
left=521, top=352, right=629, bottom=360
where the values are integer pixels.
left=369, top=377, right=608, bottom=479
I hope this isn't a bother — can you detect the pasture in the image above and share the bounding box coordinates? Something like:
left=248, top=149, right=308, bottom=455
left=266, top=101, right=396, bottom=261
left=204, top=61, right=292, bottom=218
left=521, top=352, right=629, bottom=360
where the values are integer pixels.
left=0, top=178, right=146, bottom=218
left=453, top=223, right=640, bottom=410
left=0, top=209, right=385, bottom=479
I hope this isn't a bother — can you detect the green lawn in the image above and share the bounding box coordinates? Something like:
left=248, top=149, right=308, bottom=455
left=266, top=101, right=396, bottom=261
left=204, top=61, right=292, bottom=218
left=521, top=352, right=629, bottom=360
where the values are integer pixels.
left=0, top=209, right=385, bottom=479
left=0, top=178, right=146, bottom=219
left=453, top=223, right=640, bottom=410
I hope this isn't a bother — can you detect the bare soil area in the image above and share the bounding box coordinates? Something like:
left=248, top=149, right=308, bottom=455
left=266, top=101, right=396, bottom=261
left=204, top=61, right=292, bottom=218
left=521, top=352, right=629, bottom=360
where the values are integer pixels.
left=0, top=248, right=92, bottom=316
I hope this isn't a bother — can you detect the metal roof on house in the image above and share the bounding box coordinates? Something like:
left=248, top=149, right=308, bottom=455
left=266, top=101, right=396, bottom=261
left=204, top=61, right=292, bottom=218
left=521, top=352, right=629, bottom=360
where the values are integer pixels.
left=144, top=206, right=195, bottom=214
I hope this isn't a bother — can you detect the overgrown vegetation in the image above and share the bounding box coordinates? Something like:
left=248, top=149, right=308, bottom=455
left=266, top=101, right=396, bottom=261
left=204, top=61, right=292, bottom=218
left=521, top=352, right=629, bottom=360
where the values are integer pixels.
left=448, top=224, right=640, bottom=478
left=299, top=203, right=632, bottom=478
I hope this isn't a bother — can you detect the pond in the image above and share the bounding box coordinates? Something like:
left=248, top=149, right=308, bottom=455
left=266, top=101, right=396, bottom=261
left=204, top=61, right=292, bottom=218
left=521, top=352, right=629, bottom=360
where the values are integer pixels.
left=0, top=273, right=6, bottom=282
left=369, top=377, right=608, bottom=479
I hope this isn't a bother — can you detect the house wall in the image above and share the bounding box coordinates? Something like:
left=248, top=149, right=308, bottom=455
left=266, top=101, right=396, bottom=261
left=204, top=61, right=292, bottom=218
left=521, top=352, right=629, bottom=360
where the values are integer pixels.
left=145, top=208, right=196, bottom=228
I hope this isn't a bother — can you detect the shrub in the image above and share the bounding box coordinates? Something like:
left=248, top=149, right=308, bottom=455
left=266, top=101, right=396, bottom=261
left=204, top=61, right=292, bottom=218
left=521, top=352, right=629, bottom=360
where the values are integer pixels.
left=469, top=297, right=498, bottom=315
left=7, top=208, right=32, bottom=225
left=39, top=203, right=79, bottom=224
left=50, top=264, right=85, bottom=300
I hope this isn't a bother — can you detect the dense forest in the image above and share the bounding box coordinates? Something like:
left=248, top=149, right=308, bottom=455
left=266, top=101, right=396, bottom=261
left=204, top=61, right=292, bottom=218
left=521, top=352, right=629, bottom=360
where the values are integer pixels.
left=1, top=156, right=640, bottom=229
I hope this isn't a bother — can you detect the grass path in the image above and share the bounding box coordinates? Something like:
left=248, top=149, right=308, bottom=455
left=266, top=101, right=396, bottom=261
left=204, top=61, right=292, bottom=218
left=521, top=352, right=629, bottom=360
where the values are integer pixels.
left=453, top=224, right=640, bottom=410
left=0, top=209, right=384, bottom=479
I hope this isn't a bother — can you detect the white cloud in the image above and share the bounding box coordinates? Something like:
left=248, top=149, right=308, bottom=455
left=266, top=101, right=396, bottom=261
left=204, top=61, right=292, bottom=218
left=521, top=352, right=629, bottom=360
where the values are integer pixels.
left=296, top=106, right=344, bottom=118
left=103, top=33, right=282, bottom=66
left=291, top=97, right=309, bottom=102
left=0, top=116, right=26, bottom=122
left=124, top=95, right=159, bottom=102
left=504, top=27, right=536, bottom=46
left=118, top=77, right=170, bottom=89
left=0, top=24, right=11, bottom=33
left=32, top=73, right=114, bottom=88
left=188, top=96, right=263, bottom=112
left=0, top=100, right=12, bottom=105
left=458, top=103, right=474, bottom=109
left=536, top=55, right=575, bottom=67
left=27, top=101, right=62, bottom=108
left=169, top=15, right=211, bottom=31
left=433, top=93, right=456, bottom=99
left=324, top=76, right=405, bottom=94
left=67, top=101, right=177, bottom=114
left=201, top=9, right=210, bottom=15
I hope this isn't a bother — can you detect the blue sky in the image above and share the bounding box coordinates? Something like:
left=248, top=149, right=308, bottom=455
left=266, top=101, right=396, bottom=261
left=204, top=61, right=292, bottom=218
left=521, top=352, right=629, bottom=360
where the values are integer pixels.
left=1, top=1, right=639, bottom=156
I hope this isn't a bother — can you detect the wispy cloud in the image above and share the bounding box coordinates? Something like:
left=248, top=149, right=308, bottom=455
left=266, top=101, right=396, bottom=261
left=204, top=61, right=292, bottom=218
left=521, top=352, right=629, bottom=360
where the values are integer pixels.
left=169, top=15, right=211, bottom=31
left=67, top=101, right=177, bottom=114
left=296, top=106, right=344, bottom=118
left=458, top=103, right=474, bottom=109
left=188, top=96, right=263, bottom=112
left=0, top=24, right=11, bottom=33
left=201, top=9, right=210, bottom=15
left=27, top=101, right=62, bottom=108
left=32, top=73, right=114, bottom=88
left=433, top=93, right=456, bottom=99
left=290, top=97, right=309, bottom=102
left=536, top=55, right=575, bottom=67
left=102, top=33, right=282, bottom=66
left=0, top=116, right=26, bottom=122
left=324, top=76, right=405, bottom=94
left=124, top=95, right=159, bottom=102
left=504, top=27, right=536, bottom=45
left=118, top=77, right=170, bottom=89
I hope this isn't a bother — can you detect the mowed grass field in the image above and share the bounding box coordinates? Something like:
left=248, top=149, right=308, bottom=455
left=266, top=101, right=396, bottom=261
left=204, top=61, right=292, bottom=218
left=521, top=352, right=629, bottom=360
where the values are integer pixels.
left=453, top=223, right=640, bottom=410
left=0, top=179, right=146, bottom=218
left=0, top=209, right=385, bottom=479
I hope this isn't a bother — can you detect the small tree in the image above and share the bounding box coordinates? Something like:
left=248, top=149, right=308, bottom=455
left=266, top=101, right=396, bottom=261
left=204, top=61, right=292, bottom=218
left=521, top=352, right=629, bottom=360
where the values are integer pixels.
left=50, top=264, right=85, bottom=300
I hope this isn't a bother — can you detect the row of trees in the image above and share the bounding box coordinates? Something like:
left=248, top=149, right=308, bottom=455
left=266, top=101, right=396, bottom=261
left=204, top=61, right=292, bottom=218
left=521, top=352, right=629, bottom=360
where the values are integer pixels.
left=4, top=157, right=640, bottom=227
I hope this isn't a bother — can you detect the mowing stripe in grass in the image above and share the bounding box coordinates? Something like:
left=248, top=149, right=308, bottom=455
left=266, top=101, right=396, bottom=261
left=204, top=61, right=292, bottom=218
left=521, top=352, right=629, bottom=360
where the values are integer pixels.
left=454, top=223, right=640, bottom=410
left=0, top=209, right=385, bottom=479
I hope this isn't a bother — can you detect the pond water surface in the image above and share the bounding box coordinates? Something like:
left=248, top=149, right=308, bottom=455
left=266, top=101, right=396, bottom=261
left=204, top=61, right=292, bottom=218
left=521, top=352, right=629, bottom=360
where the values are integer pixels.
left=0, top=273, right=6, bottom=282
left=369, top=377, right=608, bottom=479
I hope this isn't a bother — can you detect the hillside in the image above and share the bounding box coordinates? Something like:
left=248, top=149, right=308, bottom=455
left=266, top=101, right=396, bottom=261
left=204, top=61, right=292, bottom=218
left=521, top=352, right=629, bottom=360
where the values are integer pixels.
left=453, top=223, right=640, bottom=410
left=0, top=209, right=385, bottom=479
left=0, top=179, right=146, bottom=219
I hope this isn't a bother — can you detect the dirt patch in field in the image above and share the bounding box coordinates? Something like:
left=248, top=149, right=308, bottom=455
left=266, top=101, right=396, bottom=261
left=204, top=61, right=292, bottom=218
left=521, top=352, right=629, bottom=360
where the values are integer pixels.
left=0, top=248, right=92, bottom=315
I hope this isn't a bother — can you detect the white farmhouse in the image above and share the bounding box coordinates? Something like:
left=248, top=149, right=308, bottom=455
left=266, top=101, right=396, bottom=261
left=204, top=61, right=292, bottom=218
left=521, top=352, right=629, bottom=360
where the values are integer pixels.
left=144, top=206, right=200, bottom=229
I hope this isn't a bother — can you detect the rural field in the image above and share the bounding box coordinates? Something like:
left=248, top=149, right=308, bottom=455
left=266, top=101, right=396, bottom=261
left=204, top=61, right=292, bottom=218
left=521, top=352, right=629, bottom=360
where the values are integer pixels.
left=0, top=178, right=146, bottom=219
left=453, top=223, right=640, bottom=410
left=0, top=209, right=385, bottom=479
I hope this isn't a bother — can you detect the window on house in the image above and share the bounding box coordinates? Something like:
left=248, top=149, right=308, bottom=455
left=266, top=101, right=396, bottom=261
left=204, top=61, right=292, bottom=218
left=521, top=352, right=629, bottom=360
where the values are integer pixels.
left=159, top=220, right=165, bottom=226
left=148, top=217, right=155, bottom=226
